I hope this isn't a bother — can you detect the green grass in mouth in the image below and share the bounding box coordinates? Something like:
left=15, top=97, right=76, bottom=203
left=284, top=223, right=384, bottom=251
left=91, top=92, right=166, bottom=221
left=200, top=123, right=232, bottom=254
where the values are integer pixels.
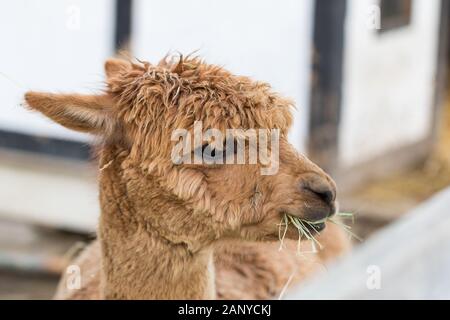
left=278, top=212, right=361, bottom=255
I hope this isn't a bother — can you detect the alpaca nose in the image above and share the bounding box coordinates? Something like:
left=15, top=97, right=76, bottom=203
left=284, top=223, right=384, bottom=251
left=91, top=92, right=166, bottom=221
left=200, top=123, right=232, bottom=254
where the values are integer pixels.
left=305, top=184, right=335, bottom=205
left=301, top=173, right=337, bottom=206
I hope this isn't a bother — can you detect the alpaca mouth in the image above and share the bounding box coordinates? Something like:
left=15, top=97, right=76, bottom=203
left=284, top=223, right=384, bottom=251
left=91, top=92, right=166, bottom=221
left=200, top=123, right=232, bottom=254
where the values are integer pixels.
left=280, top=212, right=328, bottom=236
left=294, top=218, right=327, bottom=234
left=307, top=221, right=326, bottom=233
left=277, top=213, right=327, bottom=250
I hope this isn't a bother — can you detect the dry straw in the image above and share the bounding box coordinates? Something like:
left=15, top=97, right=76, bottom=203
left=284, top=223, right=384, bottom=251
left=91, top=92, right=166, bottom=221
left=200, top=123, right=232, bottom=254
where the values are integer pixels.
left=278, top=211, right=361, bottom=255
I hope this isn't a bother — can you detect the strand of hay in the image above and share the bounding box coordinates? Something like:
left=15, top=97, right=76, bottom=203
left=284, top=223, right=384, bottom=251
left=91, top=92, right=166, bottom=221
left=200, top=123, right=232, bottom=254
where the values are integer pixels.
left=279, top=212, right=361, bottom=255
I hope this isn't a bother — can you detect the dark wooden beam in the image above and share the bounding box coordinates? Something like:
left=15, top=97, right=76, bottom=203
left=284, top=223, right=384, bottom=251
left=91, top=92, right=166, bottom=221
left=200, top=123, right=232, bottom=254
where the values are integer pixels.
left=308, top=0, right=347, bottom=174
left=114, top=0, right=133, bottom=51
left=0, top=130, right=91, bottom=160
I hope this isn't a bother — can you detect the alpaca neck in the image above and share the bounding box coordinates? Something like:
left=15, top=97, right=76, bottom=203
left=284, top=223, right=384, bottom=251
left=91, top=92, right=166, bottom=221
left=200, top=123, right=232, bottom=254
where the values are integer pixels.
left=99, top=223, right=216, bottom=299
left=97, top=154, right=215, bottom=299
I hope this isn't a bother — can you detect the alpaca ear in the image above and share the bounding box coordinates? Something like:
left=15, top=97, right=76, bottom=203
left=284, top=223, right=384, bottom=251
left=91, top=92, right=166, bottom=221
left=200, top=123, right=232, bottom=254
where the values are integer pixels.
left=24, top=91, right=114, bottom=134
left=104, top=58, right=132, bottom=79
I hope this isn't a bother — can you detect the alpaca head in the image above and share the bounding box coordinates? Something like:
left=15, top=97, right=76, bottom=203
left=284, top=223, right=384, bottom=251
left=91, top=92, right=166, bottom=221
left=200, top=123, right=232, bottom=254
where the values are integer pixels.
left=25, top=55, right=337, bottom=251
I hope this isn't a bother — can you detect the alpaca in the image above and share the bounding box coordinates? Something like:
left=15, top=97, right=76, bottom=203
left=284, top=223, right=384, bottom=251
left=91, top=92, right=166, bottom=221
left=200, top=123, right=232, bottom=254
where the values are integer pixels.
left=25, top=56, right=350, bottom=299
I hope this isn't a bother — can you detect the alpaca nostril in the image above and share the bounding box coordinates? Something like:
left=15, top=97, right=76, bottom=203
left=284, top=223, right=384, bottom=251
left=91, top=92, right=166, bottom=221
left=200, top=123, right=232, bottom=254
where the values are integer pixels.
left=316, top=189, right=334, bottom=204
left=304, top=186, right=335, bottom=204
left=301, top=174, right=337, bottom=206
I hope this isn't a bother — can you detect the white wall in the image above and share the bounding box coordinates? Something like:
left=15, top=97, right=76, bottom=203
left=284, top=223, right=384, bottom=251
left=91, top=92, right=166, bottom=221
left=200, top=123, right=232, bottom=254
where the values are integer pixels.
left=339, top=0, right=441, bottom=167
left=132, top=0, right=314, bottom=152
left=0, top=0, right=115, bottom=141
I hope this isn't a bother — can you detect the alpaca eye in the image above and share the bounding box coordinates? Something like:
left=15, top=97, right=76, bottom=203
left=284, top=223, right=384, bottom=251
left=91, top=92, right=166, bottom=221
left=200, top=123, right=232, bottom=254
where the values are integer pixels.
left=202, top=143, right=216, bottom=157
left=201, top=143, right=219, bottom=160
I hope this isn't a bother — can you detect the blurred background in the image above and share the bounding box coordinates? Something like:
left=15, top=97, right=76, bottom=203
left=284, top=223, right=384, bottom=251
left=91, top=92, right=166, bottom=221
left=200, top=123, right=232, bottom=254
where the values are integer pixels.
left=0, top=0, right=449, bottom=299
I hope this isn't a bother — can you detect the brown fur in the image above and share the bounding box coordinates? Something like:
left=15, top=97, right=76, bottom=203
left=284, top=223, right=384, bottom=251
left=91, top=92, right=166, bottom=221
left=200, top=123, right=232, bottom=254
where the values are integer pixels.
left=25, top=55, right=350, bottom=300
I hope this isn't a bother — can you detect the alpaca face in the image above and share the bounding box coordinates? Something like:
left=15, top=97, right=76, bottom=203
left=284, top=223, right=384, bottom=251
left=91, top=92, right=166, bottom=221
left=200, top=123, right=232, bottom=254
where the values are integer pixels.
left=25, top=56, right=336, bottom=246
